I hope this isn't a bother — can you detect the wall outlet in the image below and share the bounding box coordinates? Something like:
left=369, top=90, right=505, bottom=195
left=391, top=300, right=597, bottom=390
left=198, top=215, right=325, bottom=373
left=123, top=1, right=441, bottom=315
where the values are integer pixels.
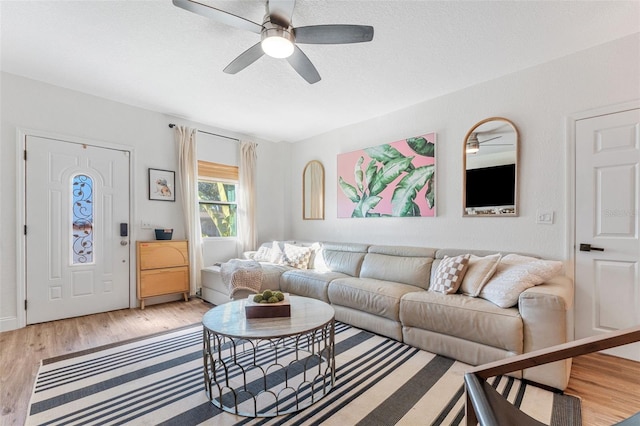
left=141, top=221, right=154, bottom=229
left=536, top=209, right=554, bottom=225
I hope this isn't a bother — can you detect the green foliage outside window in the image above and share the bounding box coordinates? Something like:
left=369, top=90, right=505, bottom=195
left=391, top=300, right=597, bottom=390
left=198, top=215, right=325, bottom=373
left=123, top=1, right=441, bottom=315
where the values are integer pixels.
left=198, top=180, right=237, bottom=237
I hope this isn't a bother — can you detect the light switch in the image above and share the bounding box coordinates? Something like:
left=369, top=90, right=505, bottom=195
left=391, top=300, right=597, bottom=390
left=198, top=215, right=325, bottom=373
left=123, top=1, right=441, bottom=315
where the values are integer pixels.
left=536, top=209, right=554, bottom=225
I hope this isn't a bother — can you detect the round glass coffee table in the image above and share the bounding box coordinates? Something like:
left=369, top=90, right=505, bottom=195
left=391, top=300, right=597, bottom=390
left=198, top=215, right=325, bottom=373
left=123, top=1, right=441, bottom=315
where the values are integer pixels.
left=202, top=296, right=335, bottom=417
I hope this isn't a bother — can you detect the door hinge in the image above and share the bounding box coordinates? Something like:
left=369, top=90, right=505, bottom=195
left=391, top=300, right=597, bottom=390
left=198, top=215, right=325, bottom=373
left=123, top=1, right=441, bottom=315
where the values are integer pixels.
left=24, top=300, right=28, bottom=310
left=24, top=225, right=27, bottom=235
left=24, top=150, right=27, bottom=161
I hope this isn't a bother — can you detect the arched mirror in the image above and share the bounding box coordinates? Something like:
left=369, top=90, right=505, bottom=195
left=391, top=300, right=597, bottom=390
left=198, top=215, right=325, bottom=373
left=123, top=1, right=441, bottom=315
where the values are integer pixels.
left=463, top=117, right=519, bottom=216
left=303, top=160, right=325, bottom=220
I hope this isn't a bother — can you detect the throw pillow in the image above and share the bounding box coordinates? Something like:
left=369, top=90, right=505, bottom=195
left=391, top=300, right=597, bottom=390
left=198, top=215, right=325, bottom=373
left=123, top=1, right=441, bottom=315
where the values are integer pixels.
left=253, top=246, right=272, bottom=262
left=479, top=254, right=563, bottom=308
left=270, top=241, right=285, bottom=264
left=283, top=243, right=312, bottom=269
left=429, top=254, right=470, bottom=294
left=459, top=254, right=502, bottom=297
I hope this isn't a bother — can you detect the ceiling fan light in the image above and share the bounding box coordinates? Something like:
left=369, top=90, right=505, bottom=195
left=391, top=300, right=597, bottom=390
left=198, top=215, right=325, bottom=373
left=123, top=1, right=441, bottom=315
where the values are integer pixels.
left=261, top=22, right=295, bottom=58
left=466, top=133, right=480, bottom=154
left=261, top=35, right=294, bottom=58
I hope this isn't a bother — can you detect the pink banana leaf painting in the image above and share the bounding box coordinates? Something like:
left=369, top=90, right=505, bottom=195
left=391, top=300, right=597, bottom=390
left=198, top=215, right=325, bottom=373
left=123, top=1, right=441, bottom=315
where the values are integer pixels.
left=337, top=133, right=436, bottom=218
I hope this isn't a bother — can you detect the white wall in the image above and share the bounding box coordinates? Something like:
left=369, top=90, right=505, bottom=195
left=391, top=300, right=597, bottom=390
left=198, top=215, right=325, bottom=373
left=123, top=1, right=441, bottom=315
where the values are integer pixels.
left=2, top=33, right=638, bottom=330
left=288, top=34, right=640, bottom=260
left=0, top=72, right=287, bottom=330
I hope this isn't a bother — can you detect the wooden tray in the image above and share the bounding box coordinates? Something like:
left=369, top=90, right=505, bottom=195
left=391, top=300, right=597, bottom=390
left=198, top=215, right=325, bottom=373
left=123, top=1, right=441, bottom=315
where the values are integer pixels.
left=245, top=294, right=291, bottom=319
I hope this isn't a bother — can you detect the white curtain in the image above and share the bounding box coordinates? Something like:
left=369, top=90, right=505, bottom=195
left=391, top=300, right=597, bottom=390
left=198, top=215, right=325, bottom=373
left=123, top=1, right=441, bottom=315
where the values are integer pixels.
left=239, top=140, right=258, bottom=253
left=174, top=126, right=203, bottom=294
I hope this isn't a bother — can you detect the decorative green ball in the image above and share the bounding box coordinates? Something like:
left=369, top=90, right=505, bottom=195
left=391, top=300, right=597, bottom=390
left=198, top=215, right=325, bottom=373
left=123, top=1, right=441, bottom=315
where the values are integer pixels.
left=275, top=292, right=285, bottom=301
left=259, top=299, right=268, bottom=304
left=267, top=296, right=279, bottom=304
left=253, top=294, right=263, bottom=303
left=262, top=290, right=273, bottom=299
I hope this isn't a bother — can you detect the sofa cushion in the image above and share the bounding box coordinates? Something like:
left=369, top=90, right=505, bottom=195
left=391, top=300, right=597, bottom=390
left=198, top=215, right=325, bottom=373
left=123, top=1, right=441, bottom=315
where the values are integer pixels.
left=360, top=245, right=435, bottom=289
left=328, top=277, right=423, bottom=322
left=316, top=242, right=369, bottom=276
left=368, top=245, right=437, bottom=258
left=459, top=254, right=501, bottom=296
left=479, top=254, right=563, bottom=308
left=400, top=291, right=523, bottom=353
left=280, top=270, right=349, bottom=302
left=429, top=254, right=470, bottom=294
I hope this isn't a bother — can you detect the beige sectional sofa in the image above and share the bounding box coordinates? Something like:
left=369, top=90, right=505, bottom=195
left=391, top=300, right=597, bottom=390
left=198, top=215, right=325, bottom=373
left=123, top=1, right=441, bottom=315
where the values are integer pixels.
left=201, top=241, right=573, bottom=390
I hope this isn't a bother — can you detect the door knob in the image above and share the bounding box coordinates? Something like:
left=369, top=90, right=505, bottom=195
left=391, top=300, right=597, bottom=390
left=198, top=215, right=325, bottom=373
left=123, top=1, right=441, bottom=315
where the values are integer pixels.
left=579, top=243, right=604, bottom=252
left=120, top=240, right=128, bottom=246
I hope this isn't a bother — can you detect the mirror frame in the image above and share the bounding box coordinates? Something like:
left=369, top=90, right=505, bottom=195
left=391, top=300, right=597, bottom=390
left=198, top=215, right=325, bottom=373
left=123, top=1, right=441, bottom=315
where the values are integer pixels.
left=302, top=160, right=325, bottom=220
left=463, top=117, right=519, bottom=217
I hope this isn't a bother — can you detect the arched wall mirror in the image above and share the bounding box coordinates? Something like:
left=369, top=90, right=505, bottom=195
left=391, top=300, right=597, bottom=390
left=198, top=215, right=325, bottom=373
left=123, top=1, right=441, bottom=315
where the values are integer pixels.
left=303, top=160, right=325, bottom=220
left=463, top=117, right=519, bottom=216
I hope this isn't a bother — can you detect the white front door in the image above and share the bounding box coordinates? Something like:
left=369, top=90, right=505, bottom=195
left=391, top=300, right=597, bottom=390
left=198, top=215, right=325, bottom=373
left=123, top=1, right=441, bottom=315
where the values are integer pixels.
left=575, top=108, right=640, bottom=361
left=25, top=135, right=130, bottom=324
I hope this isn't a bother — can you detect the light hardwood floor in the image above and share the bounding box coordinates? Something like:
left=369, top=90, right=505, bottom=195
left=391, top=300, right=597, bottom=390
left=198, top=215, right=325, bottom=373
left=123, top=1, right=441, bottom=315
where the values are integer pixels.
left=1, top=298, right=638, bottom=425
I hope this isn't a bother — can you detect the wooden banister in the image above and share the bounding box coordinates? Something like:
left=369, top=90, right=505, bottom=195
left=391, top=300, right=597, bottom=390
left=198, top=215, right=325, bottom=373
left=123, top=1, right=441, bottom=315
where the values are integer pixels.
left=465, top=325, right=640, bottom=426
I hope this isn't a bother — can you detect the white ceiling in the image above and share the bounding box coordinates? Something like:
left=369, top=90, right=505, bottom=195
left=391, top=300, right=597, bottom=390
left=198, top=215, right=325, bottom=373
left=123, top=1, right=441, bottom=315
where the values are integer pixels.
left=2, top=1, right=639, bottom=143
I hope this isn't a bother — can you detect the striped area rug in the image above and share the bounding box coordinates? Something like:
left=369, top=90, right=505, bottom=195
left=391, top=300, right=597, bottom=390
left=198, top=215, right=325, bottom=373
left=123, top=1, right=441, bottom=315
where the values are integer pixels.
left=27, top=322, right=581, bottom=425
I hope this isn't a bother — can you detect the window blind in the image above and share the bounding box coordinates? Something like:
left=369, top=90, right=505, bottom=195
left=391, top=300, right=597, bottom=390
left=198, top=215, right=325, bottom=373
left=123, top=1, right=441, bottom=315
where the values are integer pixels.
left=198, top=160, right=238, bottom=181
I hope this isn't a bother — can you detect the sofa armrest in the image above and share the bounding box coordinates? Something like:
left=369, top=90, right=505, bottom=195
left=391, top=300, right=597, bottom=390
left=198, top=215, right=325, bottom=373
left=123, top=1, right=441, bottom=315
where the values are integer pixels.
left=520, top=275, right=573, bottom=351
left=518, top=275, right=574, bottom=389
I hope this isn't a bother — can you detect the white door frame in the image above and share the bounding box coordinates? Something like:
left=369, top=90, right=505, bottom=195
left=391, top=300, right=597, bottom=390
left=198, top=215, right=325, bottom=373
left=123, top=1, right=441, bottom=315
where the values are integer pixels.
left=16, top=128, right=138, bottom=329
left=565, top=99, right=640, bottom=340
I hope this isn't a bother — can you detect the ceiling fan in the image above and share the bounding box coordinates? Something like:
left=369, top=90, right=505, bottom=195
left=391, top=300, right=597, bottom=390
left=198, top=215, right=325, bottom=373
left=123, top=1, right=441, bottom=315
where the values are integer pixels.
left=172, top=0, right=374, bottom=84
left=466, top=133, right=512, bottom=154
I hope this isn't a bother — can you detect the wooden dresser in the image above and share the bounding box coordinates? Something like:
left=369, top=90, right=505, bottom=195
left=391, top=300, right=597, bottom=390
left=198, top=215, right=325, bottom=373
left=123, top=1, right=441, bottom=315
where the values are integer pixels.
left=136, top=240, right=189, bottom=309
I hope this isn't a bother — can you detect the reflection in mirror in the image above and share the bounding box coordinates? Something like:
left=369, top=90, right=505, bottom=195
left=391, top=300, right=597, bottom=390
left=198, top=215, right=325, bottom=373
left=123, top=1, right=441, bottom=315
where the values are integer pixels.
left=463, top=117, right=518, bottom=216
left=303, top=160, right=325, bottom=220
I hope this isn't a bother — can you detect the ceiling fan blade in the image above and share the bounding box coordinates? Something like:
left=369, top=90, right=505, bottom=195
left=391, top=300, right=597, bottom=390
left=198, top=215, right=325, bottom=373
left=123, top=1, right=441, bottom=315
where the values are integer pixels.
left=287, top=46, right=321, bottom=84
left=223, top=42, right=265, bottom=74
left=295, top=24, right=374, bottom=44
left=172, top=0, right=262, bottom=34
left=478, top=135, right=502, bottom=143
left=267, top=0, right=296, bottom=26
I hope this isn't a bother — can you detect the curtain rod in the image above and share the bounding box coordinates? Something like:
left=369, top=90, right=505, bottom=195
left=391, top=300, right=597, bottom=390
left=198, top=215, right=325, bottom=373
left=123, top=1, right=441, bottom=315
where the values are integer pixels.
left=168, top=123, right=239, bottom=142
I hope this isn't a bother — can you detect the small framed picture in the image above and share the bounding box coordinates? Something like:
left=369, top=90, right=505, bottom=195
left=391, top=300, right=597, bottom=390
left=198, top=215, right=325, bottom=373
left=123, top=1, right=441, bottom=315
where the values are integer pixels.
left=149, top=168, right=176, bottom=201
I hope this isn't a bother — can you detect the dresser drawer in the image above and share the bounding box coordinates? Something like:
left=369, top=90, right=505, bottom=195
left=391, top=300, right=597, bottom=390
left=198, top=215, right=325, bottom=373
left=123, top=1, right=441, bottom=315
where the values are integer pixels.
left=138, top=241, right=188, bottom=270
left=139, top=266, right=189, bottom=298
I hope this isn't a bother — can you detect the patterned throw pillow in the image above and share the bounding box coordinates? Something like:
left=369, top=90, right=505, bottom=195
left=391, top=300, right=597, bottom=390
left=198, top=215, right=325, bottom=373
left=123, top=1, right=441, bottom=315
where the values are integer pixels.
left=479, top=254, right=563, bottom=308
left=459, top=254, right=502, bottom=296
left=283, top=244, right=312, bottom=269
left=430, top=254, right=471, bottom=294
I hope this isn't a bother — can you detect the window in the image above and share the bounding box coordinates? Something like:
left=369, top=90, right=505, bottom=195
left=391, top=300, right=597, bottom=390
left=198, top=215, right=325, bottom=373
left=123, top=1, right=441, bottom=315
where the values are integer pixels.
left=198, top=161, right=239, bottom=238
left=72, top=174, right=94, bottom=264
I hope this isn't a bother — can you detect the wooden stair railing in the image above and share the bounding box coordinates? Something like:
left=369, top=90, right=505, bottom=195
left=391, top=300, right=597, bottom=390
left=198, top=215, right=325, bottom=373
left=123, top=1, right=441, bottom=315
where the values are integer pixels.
left=464, top=325, right=640, bottom=426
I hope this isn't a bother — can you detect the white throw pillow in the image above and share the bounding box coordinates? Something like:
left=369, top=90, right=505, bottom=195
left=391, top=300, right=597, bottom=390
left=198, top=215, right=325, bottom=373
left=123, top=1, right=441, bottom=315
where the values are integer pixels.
left=253, top=246, right=272, bottom=262
left=459, top=254, right=502, bottom=297
left=430, top=254, right=471, bottom=294
left=269, top=241, right=286, bottom=264
left=283, top=244, right=312, bottom=269
left=479, top=254, right=563, bottom=308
